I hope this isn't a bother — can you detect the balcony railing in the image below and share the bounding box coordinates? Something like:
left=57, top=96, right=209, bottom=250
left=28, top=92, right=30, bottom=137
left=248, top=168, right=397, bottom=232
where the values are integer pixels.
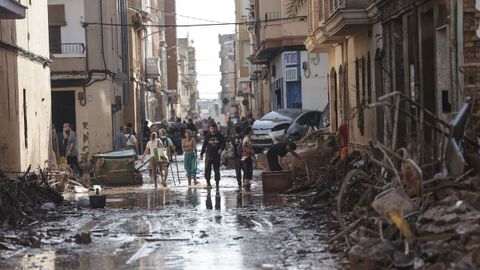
left=50, top=43, right=86, bottom=55
left=264, top=12, right=280, bottom=21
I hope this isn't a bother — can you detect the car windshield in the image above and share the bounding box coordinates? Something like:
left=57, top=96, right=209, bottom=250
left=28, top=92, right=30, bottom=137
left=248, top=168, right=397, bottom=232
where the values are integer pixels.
left=260, top=110, right=306, bottom=122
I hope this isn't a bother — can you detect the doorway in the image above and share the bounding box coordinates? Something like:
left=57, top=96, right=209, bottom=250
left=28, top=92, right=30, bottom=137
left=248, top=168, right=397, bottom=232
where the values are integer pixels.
left=52, top=91, right=76, bottom=155
left=420, top=8, right=436, bottom=158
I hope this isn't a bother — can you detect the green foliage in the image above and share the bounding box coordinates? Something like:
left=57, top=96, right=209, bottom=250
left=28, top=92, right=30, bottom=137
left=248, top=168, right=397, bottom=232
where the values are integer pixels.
left=286, top=0, right=307, bottom=17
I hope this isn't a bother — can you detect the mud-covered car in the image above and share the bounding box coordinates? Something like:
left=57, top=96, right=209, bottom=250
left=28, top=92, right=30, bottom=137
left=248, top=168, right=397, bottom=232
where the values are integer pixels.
left=251, top=109, right=307, bottom=152
left=286, top=104, right=330, bottom=141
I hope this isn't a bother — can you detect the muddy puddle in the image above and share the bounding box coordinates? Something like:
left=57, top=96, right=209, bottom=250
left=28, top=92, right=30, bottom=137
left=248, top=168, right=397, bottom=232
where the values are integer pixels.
left=1, top=165, right=341, bottom=269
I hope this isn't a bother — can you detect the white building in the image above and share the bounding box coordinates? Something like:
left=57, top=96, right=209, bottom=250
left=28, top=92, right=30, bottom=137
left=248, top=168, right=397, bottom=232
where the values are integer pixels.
left=269, top=51, right=329, bottom=111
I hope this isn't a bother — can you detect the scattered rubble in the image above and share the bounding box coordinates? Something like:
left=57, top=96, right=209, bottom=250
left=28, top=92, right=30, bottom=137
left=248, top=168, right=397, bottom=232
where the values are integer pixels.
left=0, top=163, right=90, bottom=228
left=281, top=101, right=480, bottom=269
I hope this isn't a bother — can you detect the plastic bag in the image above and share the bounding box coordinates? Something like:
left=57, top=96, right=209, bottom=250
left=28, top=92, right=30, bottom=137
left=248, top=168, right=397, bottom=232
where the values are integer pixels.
left=154, top=139, right=169, bottom=164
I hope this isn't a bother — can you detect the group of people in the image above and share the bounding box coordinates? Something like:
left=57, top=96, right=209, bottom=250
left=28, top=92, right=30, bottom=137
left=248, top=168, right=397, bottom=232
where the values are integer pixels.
left=140, top=119, right=259, bottom=191
left=113, top=124, right=139, bottom=153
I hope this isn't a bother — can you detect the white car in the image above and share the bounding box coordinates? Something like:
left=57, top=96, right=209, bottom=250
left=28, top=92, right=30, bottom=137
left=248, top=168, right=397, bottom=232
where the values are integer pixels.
left=251, top=109, right=308, bottom=152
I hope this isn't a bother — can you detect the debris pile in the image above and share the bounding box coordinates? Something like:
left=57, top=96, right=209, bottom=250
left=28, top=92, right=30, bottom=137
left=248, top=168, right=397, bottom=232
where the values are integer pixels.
left=0, top=166, right=64, bottom=227
left=42, top=162, right=90, bottom=193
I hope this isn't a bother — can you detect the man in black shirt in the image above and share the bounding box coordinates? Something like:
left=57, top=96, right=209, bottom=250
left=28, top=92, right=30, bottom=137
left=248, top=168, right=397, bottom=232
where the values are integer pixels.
left=200, top=123, right=226, bottom=187
left=266, top=142, right=301, bottom=171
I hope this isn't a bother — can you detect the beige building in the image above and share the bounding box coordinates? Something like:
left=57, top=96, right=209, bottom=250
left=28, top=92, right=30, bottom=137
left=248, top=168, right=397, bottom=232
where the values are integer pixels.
left=305, top=0, right=479, bottom=164
left=235, top=0, right=253, bottom=118
left=177, top=37, right=198, bottom=120
left=49, top=0, right=128, bottom=164
left=218, top=34, right=236, bottom=116
left=124, top=0, right=168, bottom=138
left=0, top=0, right=52, bottom=172
left=305, top=0, right=381, bottom=150
left=250, top=0, right=328, bottom=114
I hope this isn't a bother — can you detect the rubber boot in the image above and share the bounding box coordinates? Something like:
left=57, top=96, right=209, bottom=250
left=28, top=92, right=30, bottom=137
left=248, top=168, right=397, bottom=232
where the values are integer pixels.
left=193, top=176, right=198, bottom=185
left=187, top=176, right=192, bottom=186
left=206, top=179, right=212, bottom=188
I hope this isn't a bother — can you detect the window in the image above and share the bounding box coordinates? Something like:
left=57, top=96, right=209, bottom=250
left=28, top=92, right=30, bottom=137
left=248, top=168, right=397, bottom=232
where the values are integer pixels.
left=242, top=41, right=250, bottom=67
left=48, top=5, right=65, bottom=54
left=49, top=26, right=61, bottom=54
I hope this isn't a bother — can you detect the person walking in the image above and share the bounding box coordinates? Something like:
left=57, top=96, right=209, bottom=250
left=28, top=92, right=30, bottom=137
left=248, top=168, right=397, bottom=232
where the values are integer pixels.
left=232, top=126, right=243, bottom=191
left=241, top=127, right=255, bottom=190
left=114, top=125, right=128, bottom=150
left=200, top=123, right=225, bottom=188
left=182, top=130, right=198, bottom=186
left=125, top=126, right=139, bottom=154
left=63, top=123, right=80, bottom=175
left=266, top=142, right=302, bottom=171
left=159, top=128, right=175, bottom=186
left=140, top=132, right=165, bottom=188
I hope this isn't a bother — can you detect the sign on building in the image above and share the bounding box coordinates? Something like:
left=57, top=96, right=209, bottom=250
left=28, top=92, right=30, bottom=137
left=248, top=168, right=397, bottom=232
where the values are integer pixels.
left=284, top=52, right=298, bottom=66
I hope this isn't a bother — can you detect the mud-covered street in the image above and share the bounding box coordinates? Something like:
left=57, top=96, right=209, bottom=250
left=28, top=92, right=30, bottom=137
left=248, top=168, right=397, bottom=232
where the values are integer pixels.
left=0, top=156, right=341, bottom=270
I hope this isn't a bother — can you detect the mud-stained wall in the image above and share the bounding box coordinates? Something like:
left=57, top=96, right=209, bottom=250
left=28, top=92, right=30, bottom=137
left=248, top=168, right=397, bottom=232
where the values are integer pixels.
left=0, top=0, right=52, bottom=172
left=327, top=25, right=382, bottom=150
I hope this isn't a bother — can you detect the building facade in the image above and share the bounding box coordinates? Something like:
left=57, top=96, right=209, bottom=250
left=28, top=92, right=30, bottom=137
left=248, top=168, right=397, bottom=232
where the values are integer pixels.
left=177, top=37, right=198, bottom=121
left=218, top=34, right=236, bottom=117
left=48, top=0, right=128, bottom=165
left=304, top=0, right=480, bottom=163
left=249, top=0, right=329, bottom=115
left=0, top=0, right=52, bottom=172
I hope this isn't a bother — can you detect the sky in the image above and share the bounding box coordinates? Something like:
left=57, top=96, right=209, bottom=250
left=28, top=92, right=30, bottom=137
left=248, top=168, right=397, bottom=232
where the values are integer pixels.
left=176, top=0, right=236, bottom=100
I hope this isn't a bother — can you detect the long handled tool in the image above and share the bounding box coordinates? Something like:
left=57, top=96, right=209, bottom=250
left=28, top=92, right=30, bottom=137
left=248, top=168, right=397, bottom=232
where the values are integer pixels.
left=135, top=155, right=151, bottom=170
left=174, top=153, right=181, bottom=184
left=169, top=161, right=176, bottom=186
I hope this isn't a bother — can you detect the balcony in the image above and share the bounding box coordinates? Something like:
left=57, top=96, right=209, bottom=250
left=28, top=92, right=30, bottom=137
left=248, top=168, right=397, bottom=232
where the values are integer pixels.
left=251, top=1, right=308, bottom=64
left=0, top=0, right=26, bottom=19
left=50, top=43, right=86, bottom=56
left=50, top=43, right=86, bottom=73
left=305, top=0, right=374, bottom=52
left=324, top=0, right=373, bottom=37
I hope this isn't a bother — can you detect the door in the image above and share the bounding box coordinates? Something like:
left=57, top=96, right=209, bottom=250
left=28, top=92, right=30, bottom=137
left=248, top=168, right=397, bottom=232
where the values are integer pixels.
left=52, top=91, right=76, bottom=155
left=286, top=81, right=302, bottom=108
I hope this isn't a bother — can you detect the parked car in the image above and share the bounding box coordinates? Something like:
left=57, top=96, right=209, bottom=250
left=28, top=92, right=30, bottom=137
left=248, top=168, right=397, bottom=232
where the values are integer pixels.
left=286, top=103, right=330, bottom=141
left=251, top=109, right=308, bottom=151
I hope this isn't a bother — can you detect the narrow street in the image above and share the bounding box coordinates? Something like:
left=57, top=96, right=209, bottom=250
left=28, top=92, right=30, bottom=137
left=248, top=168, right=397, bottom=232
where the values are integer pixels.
left=0, top=155, right=340, bottom=270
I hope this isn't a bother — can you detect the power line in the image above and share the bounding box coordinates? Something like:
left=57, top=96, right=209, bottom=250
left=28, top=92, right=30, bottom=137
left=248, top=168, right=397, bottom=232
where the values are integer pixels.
left=82, top=16, right=306, bottom=28
left=144, top=6, right=228, bottom=24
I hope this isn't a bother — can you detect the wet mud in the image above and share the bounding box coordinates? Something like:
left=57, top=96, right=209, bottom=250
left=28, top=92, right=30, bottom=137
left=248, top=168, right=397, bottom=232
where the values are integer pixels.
left=0, top=156, right=341, bottom=269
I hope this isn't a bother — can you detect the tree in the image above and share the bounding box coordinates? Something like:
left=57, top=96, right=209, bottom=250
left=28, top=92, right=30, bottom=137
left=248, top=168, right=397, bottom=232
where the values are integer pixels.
left=286, top=0, right=307, bottom=17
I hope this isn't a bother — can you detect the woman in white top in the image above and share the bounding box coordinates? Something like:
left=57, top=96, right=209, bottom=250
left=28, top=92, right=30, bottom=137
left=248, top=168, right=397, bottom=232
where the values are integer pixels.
left=141, top=132, right=164, bottom=188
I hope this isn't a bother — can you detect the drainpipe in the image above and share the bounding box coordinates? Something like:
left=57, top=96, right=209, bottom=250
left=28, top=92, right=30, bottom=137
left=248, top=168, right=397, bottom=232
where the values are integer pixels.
left=450, top=0, right=458, bottom=111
